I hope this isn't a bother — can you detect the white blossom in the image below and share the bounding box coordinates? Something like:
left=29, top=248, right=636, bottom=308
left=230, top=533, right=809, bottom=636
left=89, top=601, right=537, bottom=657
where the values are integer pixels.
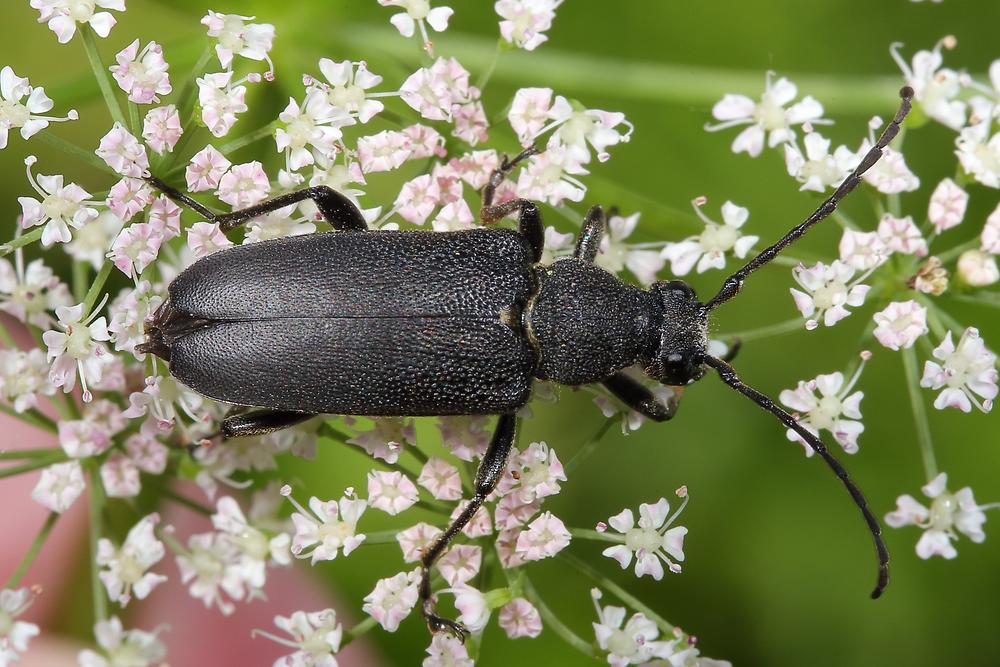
left=890, top=39, right=966, bottom=130
left=706, top=72, right=828, bottom=158
left=662, top=200, right=758, bottom=276
left=920, top=328, right=997, bottom=413
left=779, top=357, right=868, bottom=455
left=601, top=495, right=688, bottom=579
left=284, top=487, right=367, bottom=563
left=252, top=609, right=342, bottom=667
left=96, top=514, right=167, bottom=605
left=789, top=260, right=871, bottom=330
left=886, top=473, right=992, bottom=559
left=0, top=65, right=76, bottom=149
left=77, top=616, right=166, bottom=667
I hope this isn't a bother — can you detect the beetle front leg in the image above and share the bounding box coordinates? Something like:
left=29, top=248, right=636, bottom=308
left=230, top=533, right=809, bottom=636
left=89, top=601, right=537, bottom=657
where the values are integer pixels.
left=146, top=176, right=368, bottom=232
left=480, top=148, right=544, bottom=262
left=420, top=413, right=516, bottom=640
left=602, top=372, right=682, bottom=422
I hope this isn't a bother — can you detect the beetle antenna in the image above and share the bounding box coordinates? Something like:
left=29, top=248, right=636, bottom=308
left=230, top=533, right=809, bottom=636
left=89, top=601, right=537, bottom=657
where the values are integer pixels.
left=702, top=86, right=914, bottom=314
left=702, top=354, right=889, bottom=599
left=145, top=174, right=219, bottom=221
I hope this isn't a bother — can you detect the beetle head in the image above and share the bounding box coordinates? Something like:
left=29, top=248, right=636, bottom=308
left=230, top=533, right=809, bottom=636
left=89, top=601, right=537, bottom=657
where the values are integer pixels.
left=646, top=280, right=708, bottom=386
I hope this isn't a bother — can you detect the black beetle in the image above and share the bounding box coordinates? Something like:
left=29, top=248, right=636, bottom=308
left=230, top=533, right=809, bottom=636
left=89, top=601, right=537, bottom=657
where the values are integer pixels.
left=139, top=88, right=914, bottom=640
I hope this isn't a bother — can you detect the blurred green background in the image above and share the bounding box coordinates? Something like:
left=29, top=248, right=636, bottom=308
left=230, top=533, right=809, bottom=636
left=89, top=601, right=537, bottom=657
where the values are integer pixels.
left=2, top=1, right=999, bottom=665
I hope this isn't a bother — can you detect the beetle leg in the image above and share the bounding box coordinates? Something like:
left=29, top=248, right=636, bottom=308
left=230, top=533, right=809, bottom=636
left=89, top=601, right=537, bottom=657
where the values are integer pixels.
left=602, top=372, right=682, bottom=422
left=420, top=413, right=516, bottom=641
left=480, top=148, right=544, bottom=263
left=219, top=409, right=316, bottom=439
left=146, top=176, right=368, bottom=233
left=573, top=205, right=606, bottom=262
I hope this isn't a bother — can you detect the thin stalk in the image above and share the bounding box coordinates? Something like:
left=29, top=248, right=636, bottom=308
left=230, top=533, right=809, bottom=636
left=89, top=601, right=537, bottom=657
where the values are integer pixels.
left=36, top=131, right=116, bottom=175
left=475, top=39, right=504, bottom=92
left=219, top=121, right=279, bottom=156
left=342, top=616, right=379, bottom=646
left=902, top=346, right=938, bottom=479
left=82, top=261, right=113, bottom=317
left=73, top=260, right=88, bottom=304
left=6, top=513, right=59, bottom=588
left=0, top=447, right=62, bottom=460
left=718, top=316, right=805, bottom=342
left=358, top=529, right=401, bottom=545
left=936, top=238, right=979, bottom=264
left=560, top=551, right=675, bottom=636
left=0, top=456, right=65, bottom=479
left=128, top=101, right=142, bottom=137
left=0, top=319, right=14, bottom=347
left=568, top=527, right=622, bottom=544
left=0, top=405, right=58, bottom=434
left=0, top=228, right=44, bottom=257
left=944, top=291, right=1000, bottom=309
left=521, top=572, right=594, bottom=655
left=80, top=26, right=127, bottom=128
left=176, top=46, right=212, bottom=118
left=565, top=417, right=615, bottom=474
left=334, top=25, right=903, bottom=114
left=153, top=482, right=213, bottom=516
left=87, top=463, right=109, bottom=621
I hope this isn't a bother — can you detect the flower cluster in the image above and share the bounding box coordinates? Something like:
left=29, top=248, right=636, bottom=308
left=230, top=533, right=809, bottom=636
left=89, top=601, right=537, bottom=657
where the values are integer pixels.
left=0, top=3, right=737, bottom=666
left=705, top=38, right=999, bottom=571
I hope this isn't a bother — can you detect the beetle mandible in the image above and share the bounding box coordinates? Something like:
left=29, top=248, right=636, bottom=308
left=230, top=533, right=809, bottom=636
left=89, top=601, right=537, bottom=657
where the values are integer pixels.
left=138, top=87, right=914, bottom=640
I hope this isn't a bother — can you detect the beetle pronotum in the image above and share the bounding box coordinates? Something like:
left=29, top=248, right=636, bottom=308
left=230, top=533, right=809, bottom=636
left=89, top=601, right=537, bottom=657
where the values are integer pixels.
left=139, top=87, right=914, bottom=640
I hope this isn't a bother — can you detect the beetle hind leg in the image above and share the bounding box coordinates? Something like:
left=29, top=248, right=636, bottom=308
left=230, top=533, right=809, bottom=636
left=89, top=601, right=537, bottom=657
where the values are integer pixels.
left=419, top=414, right=516, bottom=640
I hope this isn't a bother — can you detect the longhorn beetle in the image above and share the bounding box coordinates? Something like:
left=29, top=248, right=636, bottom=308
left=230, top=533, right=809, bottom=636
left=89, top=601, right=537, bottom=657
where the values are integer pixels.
left=138, top=87, right=914, bottom=640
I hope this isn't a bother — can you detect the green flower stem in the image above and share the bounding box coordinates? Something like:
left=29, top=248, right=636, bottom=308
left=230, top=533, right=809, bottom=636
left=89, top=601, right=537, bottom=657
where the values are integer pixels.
left=335, top=26, right=903, bottom=114
left=128, top=101, right=142, bottom=137
left=832, top=210, right=859, bottom=231
left=0, top=455, right=65, bottom=479
left=80, top=26, right=127, bottom=128
left=176, top=46, right=212, bottom=118
left=0, top=319, right=14, bottom=348
left=73, top=260, right=89, bottom=304
left=565, top=416, right=615, bottom=474
left=560, top=551, right=676, bottom=636
left=0, top=405, right=58, bottom=434
left=936, top=238, right=979, bottom=264
left=219, top=121, right=279, bottom=156
left=6, top=512, right=59, bottom=589
left=36, top=131, right=116, bottom=175
left=902, top=346, right=938, bottom=480
left=87, top=463, right=109, bottom=622
left=568, top=527, right=622, bottom=544
left=944, top=291, right=1000, bottom=309
left=343, top=616, right=379, bottom=647
left=358, top=529, right=401, bottom=545
left=407, top=443, right=430, bottom=465
left=475, top=39, right=505, bottom=92
left=520, top=572, right=594, bottom=656
left=152, top=481, right=213, bottom=516
left=719, top=316, right=805, bottom=342
left=0, top=228, right=44, bottom=258
left=82, top=260, right=113, bottom=317
left=0, top=447, right=62, bottom=460
left=929, top=300, right=969, bottom=337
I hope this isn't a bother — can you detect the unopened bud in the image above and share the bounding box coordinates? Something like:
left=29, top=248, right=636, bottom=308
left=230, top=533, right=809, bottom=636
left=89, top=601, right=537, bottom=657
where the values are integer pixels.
left=957, top=249, right=999, bottom=287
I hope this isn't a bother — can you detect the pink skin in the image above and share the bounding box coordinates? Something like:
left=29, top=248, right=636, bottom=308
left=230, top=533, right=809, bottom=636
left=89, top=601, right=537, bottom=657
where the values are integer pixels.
left=0, top=314, right=382, bottom=665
